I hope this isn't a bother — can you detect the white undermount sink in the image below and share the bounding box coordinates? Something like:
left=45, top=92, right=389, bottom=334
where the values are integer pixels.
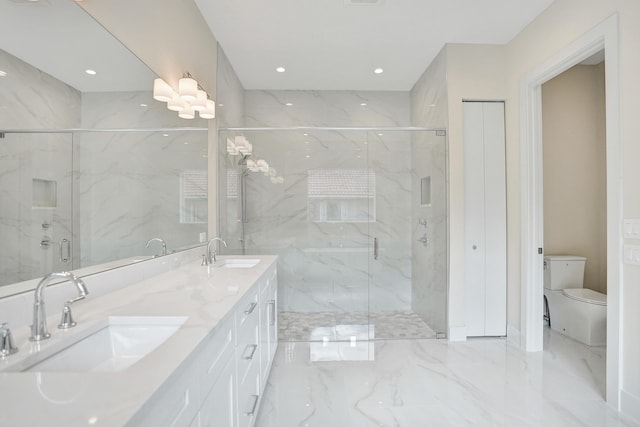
left=216, top=258, right=260, bottom=268
left=23, top=316, right=187, bottom=373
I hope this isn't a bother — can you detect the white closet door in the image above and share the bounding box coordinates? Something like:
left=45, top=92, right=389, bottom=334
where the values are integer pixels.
left=463, top=101, right=507, bottom=337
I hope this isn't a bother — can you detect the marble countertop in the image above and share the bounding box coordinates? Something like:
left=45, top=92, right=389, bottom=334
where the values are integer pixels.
left=0, top=255, right=277, bottom=427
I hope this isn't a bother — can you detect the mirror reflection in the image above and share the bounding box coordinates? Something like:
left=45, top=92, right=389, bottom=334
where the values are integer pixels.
left=0, top=0, right=208, bottom=290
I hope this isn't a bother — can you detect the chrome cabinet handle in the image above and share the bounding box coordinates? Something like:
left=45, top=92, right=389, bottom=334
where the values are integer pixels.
left=268, top=300, right=276, bottom=326
left=59, top=238, right=71, bottom=262
left=244, top=302, right=257, bottom=315
left=374, top=237, right=379, bottom=260
left=245, top=394, right=259, bottom=416
left=242, top=343, right=258, bottom=360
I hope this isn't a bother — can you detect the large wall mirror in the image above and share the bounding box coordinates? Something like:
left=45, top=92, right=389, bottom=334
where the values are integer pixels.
left=0, top=0, right=208, bottom=295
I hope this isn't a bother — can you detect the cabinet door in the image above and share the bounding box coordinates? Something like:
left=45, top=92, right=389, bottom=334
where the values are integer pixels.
left=200, top=355, right=237, bottom=427
left=260, top=270, right=278, bottom=384
left=463, top=101, right=507, bottom=337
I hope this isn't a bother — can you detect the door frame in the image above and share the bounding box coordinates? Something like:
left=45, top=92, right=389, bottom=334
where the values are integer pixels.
left=519, top=14, right=622, bottom=406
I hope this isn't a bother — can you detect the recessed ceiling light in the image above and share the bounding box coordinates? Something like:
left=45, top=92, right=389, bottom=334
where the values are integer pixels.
left=140, top=103, right=148, bottom=107
left=0, top=70, right=6, bottom=77
left=162, top=133, right=169, bottom=137
left=184, top=142, right=189, bottom=145
left=276, top=67, right=286, bottom=73
left=374, top=68, right=384, bottom=74
left=305, top=155, right=311, bottom=158
left=218, top=103, right=224, bottom=107
left=85, top=69, right=97, bottom=75
left=303, top=133, right=309, bottom=136
left=360, top=103, right=367, bottom=107
left=285, top=102, right=293, bottom=106
left=377, top=133, right=383, bottom=136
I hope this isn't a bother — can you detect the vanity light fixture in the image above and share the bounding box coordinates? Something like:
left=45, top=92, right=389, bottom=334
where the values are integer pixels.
left=153, top=78, right=173, bottom=102
left=153, top=73, right=215, bottom=120
left=178, top=76, right=198, bottom=100
left=178, top=104, right=196, bottom=120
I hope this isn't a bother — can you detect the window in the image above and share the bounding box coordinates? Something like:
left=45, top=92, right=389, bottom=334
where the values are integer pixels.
left=307, top=169, right=375, bottom=223
left=180, top=170, right=207, bottom=224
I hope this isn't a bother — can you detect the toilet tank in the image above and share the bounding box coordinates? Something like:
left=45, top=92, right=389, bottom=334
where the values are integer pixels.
left=543, top=255, right=586, bottom=290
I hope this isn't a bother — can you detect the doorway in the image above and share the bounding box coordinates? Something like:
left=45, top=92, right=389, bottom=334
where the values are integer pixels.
left=519, top=15, right=621, bottom=406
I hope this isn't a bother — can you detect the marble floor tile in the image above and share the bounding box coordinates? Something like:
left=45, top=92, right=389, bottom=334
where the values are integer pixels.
left=256, top=327, right=637, bottom=427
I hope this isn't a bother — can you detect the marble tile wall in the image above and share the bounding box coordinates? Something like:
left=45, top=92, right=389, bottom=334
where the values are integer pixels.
left=410, top=47, right=449, bottom=333
left=244, top=90, right=410, bottom=128
left=77, top=92, right=208, bottom=266
left=74, top=128, right=208, bottom=266
left=215, top=46, right=245, bottom=130
left=0, top=49, right=79, bottom=286
left=216, top=46, right=247, bottom=256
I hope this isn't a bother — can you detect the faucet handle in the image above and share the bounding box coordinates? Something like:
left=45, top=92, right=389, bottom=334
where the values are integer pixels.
left=58, top=304, right=76, bottom=329
left=57, top=295, right=86, bottom=330
left=0, top=323, right=19, bottom=357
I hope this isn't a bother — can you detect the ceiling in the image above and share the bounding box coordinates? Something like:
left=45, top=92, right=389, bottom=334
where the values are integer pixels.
left=194, top=0, right=555, bottom=91
left=0, top=0, right=155, bottom=92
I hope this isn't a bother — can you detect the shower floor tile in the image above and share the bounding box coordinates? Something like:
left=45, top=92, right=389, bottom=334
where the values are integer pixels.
left=279, top=310, right=436, bottom=341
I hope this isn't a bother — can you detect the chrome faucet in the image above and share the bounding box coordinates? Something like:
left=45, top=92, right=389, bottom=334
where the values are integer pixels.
left=30, top=272, right=88, bottom=342
left=146, top=237, right=167, bottom=257
left=204, top=237, right=227, bottom=265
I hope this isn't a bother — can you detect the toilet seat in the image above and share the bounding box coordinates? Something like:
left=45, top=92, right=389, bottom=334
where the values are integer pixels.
left=562, top=288, right=607, bottom=306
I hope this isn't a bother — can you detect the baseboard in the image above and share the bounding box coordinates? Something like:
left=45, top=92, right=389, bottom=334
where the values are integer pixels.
left=448, top=326, right=467, bottom=342
left=621, top=389, right=640, bottom=426
left=507, top=325, right=521, bottom=347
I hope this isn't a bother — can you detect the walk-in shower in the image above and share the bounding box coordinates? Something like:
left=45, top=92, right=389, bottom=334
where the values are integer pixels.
left=218, top=127, right=447, bottom=342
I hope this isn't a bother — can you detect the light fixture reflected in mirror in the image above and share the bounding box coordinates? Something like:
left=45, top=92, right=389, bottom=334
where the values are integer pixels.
left=227, top=136, right=283, bottom=184
left=153, top=73, right=215, bottom=120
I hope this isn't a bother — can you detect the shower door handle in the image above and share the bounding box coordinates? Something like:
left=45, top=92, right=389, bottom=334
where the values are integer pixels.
left=59, top=238, right=71, bottom=263
left=374, top=237, right=379, bottom=260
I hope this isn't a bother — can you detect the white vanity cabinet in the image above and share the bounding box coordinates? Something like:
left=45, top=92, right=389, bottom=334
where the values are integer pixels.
left=130, top=354, right=201, bottom=427
left=196, top=313, right=237, bottom=427
left=236, top=285, right=261, bottom=427
left=186, top=262, right=278, bottom=427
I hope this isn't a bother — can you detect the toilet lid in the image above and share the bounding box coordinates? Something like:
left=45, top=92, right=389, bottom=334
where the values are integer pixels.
left=562, top=288, right=607, bottom=306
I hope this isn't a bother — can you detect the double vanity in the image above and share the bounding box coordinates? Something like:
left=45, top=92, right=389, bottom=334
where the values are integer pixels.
left=0, top=251, right=278, bottom=427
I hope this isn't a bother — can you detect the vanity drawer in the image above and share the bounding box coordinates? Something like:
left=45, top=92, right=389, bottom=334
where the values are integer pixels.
left=237, top=353, right=261, bottom=427
left=198, top=314, right=236, bottom=398
left=236, top=286, right=259, bottom=339
left=237, top=309, right=259, bottom=382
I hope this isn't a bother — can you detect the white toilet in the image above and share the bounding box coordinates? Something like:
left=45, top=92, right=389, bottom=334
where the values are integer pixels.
left=543, top=255, right=607, bottom=346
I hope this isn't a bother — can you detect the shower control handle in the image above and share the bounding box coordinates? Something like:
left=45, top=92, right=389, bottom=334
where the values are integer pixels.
left=374, top=237, right=379, bottom=260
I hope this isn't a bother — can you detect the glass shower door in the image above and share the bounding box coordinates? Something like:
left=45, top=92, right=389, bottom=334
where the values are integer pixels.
left=218, top=129, right=372, bottom=343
